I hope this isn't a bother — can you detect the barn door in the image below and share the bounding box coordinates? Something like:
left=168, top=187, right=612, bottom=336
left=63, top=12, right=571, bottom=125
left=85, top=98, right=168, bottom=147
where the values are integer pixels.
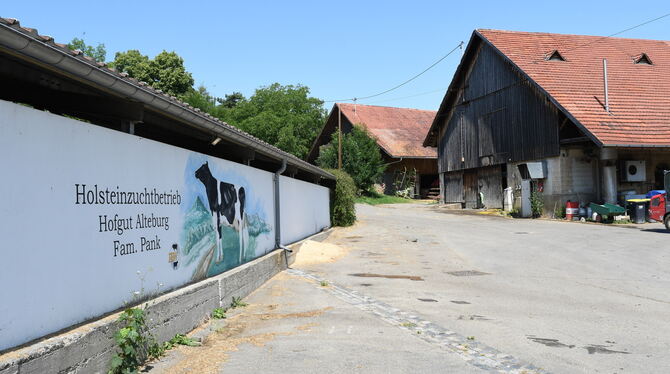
left=477, top=166, right=503, bottom=208
left=443, top=171, right=464, bottom=204
left=463, top=170, right=479, bottom=208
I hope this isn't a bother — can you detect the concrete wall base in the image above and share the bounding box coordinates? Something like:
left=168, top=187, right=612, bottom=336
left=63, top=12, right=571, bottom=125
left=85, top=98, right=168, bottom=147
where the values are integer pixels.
left=0, top=248, right=291, bottom=374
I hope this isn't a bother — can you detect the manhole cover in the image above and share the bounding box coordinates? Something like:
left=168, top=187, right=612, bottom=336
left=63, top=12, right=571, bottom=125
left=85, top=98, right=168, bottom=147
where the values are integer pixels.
left=446, top=270, right=490, bottom=277
left=450, top=300, right=471, bottom=304
left=514, top=232, right=530, bottom=235
left=417, top=298, right=438, bottom=302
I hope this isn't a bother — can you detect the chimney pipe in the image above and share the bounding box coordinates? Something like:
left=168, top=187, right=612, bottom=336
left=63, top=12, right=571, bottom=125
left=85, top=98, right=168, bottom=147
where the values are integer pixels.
left=603, top=59, right=610, bottom=113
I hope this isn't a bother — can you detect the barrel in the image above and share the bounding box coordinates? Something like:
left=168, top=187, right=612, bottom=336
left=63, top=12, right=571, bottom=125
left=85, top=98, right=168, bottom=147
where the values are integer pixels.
left=566, top=201, right=579, bottom=220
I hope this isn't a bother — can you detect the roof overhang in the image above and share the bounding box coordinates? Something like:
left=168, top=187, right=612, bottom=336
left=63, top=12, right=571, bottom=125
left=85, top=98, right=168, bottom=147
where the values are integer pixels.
left=0, top=18, right=334, bottom=180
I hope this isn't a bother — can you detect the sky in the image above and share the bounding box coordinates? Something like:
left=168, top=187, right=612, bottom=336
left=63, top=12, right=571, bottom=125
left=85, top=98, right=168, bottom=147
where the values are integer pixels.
left=3, top=1, right=669, bottom=111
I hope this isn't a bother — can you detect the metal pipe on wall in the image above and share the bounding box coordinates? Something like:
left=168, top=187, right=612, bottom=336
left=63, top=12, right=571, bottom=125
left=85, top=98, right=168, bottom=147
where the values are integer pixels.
left=603, top=59, right=610, bottom=113
left=273, top=159, right=293, bottom=267
left=274, top=159, right=287, bottom=248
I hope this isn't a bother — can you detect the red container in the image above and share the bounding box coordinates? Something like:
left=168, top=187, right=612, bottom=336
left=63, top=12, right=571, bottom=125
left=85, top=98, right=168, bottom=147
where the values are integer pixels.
left=566, top=201, right=579, bottom=220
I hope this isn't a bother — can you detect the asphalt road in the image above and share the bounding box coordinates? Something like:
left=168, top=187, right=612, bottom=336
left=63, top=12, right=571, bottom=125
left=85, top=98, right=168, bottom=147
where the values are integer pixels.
left=149, top=203, right=670, bottom=374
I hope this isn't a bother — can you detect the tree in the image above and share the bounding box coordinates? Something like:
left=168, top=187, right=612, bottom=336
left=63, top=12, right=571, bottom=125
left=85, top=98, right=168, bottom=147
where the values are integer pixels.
left=219, top=92, right=244, bottom=108
left=316, top=125, right=386, bottom=192
left=223, top=83, right=326, bottom=159
left=110, top=50, right=194, bottom=97
left=182, top=85, right=217, bottom=113
left=67, top=37, right=106, bottom=63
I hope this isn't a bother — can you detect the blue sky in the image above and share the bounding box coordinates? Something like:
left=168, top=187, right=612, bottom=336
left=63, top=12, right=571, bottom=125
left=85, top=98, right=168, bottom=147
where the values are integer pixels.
left=3, top=1, right=669, bottom=110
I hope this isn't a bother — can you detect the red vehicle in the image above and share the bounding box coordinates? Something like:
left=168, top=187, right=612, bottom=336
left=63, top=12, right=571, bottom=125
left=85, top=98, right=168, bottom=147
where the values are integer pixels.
left=649, top=171, right=670, bottom=230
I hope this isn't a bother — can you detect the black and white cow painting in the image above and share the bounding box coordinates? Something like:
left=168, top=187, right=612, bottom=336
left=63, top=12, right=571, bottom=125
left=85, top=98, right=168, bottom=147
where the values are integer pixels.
left=194, top=162, right=246, bottom=264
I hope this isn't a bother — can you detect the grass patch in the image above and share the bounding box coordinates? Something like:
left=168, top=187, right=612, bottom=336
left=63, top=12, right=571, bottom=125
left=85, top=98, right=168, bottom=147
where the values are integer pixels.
left=355, top=191, right=413, bottom=205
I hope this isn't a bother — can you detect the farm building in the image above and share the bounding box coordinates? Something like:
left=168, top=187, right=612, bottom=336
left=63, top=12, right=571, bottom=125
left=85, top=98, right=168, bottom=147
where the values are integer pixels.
left=308, top=103, right=438, bottom=198
left=0, top=17, right=332, bottom=355
left=424, top=29, right=670, bottom=214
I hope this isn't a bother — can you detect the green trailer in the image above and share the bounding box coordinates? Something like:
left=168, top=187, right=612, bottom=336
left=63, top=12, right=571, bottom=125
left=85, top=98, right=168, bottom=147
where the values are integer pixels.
left=589, top=202, right=626, bottom=222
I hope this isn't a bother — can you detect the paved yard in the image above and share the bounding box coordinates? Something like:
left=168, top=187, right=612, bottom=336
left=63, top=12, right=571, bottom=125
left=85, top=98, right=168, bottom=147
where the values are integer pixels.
left=149, top=203, right=670, bottom=374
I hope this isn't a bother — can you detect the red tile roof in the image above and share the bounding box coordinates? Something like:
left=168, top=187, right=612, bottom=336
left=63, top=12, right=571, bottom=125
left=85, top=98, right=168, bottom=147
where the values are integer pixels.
left=478, top=29, right=670, bottom=147
left=338, top=103, right=437, bottom=158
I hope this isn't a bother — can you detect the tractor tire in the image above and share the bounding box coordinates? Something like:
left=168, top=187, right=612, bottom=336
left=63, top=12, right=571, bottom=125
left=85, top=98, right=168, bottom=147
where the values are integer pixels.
left=665, top=214, right=670, bottom=231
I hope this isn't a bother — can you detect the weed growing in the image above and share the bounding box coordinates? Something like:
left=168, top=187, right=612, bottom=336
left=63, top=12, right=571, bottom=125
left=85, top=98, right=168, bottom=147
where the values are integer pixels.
left=108, top=308, right=162, bottom=374
left=211, top=307, right=227, bottom=319
left=230, top=296, right=248, bottom=309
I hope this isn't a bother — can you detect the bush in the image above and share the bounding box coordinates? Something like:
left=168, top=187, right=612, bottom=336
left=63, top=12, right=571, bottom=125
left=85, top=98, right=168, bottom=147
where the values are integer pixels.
left=316, top=125, right=386, bottom=192
left=531, top=190, right=544, bottom=218
left=325, top=168, right=356, bottom=226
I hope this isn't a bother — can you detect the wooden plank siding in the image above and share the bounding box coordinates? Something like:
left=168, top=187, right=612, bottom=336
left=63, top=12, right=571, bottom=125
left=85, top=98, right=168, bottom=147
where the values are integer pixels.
left=443, top=166, right=503, bottom=208
left=443, top=171, right=464, bottom=203
left=437, top=42, right=563, bottom=174
left=477, top=165, right=504, bottom=208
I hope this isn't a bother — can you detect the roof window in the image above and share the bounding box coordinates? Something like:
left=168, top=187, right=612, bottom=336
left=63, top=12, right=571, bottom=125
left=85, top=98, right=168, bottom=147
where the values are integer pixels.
left=545, top=50, right=565, bottom=61
left=634, top=53, right=653, bottom=65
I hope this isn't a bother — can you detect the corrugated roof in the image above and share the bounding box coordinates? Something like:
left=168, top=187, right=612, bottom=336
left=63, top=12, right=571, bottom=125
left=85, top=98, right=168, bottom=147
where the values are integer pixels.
left=338, top=103, right=437, bottom=158
left=0, top=17, right=333, bottom=179
left=477, top=29, right=670, bottom=147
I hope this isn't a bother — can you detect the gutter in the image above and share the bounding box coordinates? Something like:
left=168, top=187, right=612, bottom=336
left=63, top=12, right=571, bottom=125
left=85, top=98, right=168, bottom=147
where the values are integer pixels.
left=272, top=159, right=292, bottom=267
left=0, top=19, right=333, bottom=181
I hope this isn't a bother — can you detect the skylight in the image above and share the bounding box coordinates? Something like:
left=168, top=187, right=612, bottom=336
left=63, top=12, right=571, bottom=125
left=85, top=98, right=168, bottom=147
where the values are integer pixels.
left=634, top=53, right=653, bottom=65
left=545, top=50, right=566, bottom=62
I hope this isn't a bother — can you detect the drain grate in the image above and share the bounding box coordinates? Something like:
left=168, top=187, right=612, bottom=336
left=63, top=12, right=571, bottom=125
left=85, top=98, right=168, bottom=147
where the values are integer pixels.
left=446, top=270, right=490, bottom=277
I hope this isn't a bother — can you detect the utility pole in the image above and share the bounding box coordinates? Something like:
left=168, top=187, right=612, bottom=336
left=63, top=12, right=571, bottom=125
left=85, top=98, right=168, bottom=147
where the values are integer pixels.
left=338, top=104, right=342, bottom=169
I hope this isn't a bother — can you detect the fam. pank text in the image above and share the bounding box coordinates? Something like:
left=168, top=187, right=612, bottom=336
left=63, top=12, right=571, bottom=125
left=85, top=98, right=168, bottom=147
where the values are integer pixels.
left=99, top=213, right=169, bottom=257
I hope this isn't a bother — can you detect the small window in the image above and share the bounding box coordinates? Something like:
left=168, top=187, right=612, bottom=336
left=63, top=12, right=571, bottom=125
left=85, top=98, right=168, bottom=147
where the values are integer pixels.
left=545, top=50, right=565, bottom=61
left=634, top=53, right=653, bottom=65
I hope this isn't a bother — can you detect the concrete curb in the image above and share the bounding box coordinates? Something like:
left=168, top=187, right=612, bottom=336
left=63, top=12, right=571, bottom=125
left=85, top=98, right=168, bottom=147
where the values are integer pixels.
left=0, top=248, right=290, bottom=374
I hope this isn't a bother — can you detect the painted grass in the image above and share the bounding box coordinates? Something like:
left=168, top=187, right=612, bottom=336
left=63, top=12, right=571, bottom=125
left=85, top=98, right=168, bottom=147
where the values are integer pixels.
left=355, top=192, right=414, bottom=205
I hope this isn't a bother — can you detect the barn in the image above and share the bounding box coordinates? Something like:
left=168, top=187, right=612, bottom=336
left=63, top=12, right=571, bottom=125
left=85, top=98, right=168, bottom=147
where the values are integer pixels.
left=424, top=29, right=670, bottom=214
left=308, top=103, right=438, bottom=198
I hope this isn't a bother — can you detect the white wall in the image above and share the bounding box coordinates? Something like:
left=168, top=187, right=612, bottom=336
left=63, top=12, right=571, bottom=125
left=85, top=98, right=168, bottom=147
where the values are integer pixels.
left=279, top=176, right=331, bottom=244
left=0, top=100, right=329, bottom=351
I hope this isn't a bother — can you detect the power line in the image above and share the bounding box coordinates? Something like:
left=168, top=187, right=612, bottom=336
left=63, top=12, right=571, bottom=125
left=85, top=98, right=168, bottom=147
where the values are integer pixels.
left=363, top=11, right=670, bottom=104
left=324, top=41, right=463, bottom=103
left=562, top=11, right=670, bottom=53
left=325, top=11, right=670, bottom=107
left=364, top=87, right=447, bottom=105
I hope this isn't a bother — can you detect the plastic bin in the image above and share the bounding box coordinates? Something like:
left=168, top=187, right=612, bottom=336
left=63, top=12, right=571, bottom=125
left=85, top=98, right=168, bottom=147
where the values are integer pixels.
left=628, top=202, right=647, bottom=224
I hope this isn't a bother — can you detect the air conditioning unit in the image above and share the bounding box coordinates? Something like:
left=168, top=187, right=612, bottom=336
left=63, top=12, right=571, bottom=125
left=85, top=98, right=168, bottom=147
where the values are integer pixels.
left=624, top=161, right=646, bottom=182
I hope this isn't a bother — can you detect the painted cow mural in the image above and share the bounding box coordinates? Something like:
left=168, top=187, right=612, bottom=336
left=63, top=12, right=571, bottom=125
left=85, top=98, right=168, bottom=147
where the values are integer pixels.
left=183, top=159, right=271, bottom=281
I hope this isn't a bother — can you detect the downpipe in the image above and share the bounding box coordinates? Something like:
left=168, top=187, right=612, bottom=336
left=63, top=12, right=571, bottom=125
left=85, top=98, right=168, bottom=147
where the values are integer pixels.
left=273, top=159, right=293, bottom=268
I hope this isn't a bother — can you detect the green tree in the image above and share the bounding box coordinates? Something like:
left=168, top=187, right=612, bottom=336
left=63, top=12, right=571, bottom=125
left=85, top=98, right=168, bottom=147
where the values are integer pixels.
left=325, top=168, right=357, bottom=226
left=316, top=125, right=386, bottom=192
left=223, top=83, right=326, bottom=159
left=67, top=37, right=106, bottom=62
left=219, top=92, right=245, bottom=108
left=183, top=85, right=217, bottom=113
left=110, top=50, right=194, bottom=97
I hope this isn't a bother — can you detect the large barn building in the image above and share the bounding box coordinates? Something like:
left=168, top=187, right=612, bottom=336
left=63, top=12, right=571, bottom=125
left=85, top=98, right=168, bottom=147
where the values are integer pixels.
left=424, top=29, right=670, bottom=213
